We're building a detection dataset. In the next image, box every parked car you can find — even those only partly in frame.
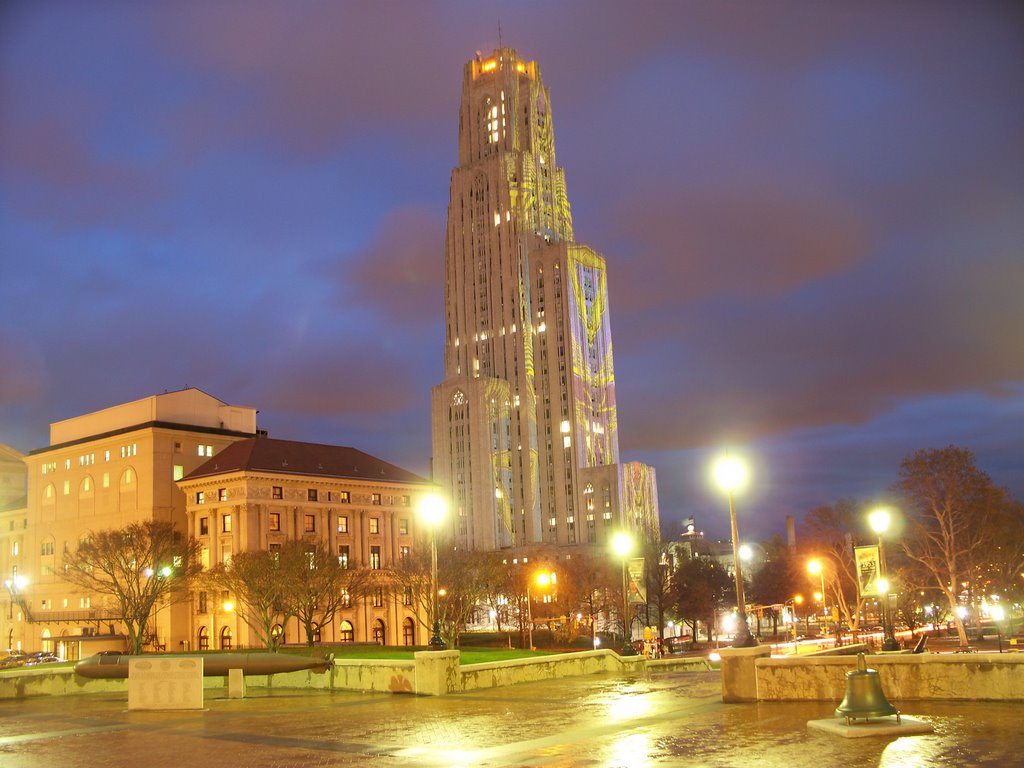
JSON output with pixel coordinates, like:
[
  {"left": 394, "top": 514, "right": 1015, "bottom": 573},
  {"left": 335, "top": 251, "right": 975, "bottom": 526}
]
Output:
[
  {"left": 25, "top": 652, "right": 61, "bottom": 666},
  {"left": 0, "top": 653, "right": 28, "bottom": 669}
]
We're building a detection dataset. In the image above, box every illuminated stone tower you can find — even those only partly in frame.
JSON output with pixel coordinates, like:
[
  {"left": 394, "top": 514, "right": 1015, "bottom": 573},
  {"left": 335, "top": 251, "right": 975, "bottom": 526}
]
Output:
[{"left": 431, "top": 48, "right": 659, "bottom": 552}]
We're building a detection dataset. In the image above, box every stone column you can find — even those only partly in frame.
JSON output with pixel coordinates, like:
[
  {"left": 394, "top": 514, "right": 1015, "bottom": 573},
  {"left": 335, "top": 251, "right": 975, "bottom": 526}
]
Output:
[
  {"left": 719, "top": 645, "right": 772, "bottom": 703},
  {"left": 414, "top": 649, "right": 460, "bottom": 696}
]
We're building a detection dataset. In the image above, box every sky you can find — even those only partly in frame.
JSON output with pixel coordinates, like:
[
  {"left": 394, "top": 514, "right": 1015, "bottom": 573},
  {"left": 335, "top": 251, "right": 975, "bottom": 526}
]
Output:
[{"left": 1, "top": 1, "right": 1022, "bottom": 543}]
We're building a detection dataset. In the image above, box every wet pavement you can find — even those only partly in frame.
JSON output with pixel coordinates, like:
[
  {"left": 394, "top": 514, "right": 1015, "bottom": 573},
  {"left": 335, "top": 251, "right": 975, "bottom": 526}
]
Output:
[{"left": 2, "top": 668, "right": 1022, "bottom": 767}]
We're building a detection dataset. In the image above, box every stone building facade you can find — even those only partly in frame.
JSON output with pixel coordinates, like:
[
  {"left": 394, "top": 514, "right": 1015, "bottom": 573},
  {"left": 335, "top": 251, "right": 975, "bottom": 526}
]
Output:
[
  {"left": 431, "top": 47, "right": 660, "bottom": 553},
  {"left": 4, "top": 388, "right": 258, "bottom": 658},
  {"left": 177, "top": 436, "right": 434, "bottom": 649}
]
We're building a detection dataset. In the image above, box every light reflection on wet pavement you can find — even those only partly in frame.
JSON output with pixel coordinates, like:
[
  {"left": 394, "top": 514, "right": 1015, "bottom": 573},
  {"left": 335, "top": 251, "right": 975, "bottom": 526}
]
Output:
[{"left": 2, "top": 669, "right": 1022, "bottom": 767}]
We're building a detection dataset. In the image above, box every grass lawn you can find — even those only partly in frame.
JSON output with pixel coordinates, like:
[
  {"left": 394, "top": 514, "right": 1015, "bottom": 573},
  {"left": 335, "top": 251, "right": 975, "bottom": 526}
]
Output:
[{"left": 287, "top": 644, "right": 558, "bottom": 664}]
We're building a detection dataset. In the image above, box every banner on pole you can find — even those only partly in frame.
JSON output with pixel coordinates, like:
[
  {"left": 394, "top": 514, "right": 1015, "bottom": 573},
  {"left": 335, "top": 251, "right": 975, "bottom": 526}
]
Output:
[
  {"left": 854, "top": 545, "right": 880, "bottom": 595},
  {"left": 627, "top": 557, "right": 647, "bottom": 603}
]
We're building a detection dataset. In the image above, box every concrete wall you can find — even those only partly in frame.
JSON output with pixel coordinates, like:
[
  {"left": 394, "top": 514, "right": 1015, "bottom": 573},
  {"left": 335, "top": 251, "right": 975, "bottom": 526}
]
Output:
[
  {"left": 753, "top": 652, "right": 1024, "bottom": 702},
  {"left": 0, "top": 651, "right": 711, "bottom": 700}
]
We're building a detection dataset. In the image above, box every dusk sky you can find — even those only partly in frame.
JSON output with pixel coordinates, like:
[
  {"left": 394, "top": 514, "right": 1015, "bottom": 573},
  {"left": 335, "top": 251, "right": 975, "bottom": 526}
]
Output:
[{"left": 2, "top": 2, "right": 1022, "bottom": 543}]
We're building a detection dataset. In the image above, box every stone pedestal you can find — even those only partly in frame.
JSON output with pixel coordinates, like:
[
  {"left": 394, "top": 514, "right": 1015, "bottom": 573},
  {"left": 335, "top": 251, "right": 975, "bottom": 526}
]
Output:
[
  {"left": 228, "top": 668, "right": 245, "bottom": 699},
  {"left": 128, "top": 657, "right": 204, "bottom": 710},
  {"left": 719, "top": 645, "right": 772, "bottom": 703},
  {"left": 414, "top": 650, "right": 460, "bottom": 696}
]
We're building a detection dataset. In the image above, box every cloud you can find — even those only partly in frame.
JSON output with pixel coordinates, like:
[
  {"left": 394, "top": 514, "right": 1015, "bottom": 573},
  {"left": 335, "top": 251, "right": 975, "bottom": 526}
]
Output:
[
  {"left": 328, "top": 206, "right": 445, "bottom": 327},
  {"left": 0, "top": 332, "right": 47, "bottom": 404}
]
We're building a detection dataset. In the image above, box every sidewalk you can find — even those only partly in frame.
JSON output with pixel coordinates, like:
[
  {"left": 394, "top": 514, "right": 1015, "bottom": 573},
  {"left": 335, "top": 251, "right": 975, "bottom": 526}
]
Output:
[{"left": 2, "top": 668, "right": 1021, "bottom": 767}]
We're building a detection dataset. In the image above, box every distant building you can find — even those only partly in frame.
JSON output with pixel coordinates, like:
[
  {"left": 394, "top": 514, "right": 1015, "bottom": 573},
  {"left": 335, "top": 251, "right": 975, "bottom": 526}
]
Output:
[
  {"left": 0, "top": 443, "right": 26, "bottom": 511},
  {"left": 3, "top": 388, "right": 258, "bottom": 657},
  {"left": 431, "top": 47, "right": 660, "bottom": 554},
  {"left": 2, "top": 388, "right": 434, "bottom": 656},
  {"left": 177, "top": 436, "right": 434, "bottom": 648}
]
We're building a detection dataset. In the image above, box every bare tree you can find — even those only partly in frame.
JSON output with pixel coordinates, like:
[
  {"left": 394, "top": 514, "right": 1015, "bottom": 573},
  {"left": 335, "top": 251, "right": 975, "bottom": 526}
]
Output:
[
  {"left": 389, "top": 543, "right": 433, "bottom": 639},
  {"left": 63, "top": 520, "right": 201, "bottom": 654},
  {"left": 205, "top": 550, "right": 293, "bottom": 651},
  {"left": 557, "top": 551, "right": 617, "bottom": 643},
  {"left": 895, "top": 446, "right": 1005, "bottom": 649},
  {"left": 436, "top": 548, "right": 505, "bottom": 648},
  {"left": 280, "top": 541, "right": 374, "bottom": 647},
  {"left": 801, "top": 500, "right": 867, "bottom": 634},
  {"left": 669, "top": 556, "right": 731, "bottom": 643}
]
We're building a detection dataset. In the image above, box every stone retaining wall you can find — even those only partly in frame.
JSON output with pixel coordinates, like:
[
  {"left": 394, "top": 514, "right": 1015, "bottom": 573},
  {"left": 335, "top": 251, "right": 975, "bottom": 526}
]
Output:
[
  {"left": 717, "top": 649, "right": 1024, "bottom": 702},
  {"left": 0, "top": 650, "right": 711, "bottom": 700}
]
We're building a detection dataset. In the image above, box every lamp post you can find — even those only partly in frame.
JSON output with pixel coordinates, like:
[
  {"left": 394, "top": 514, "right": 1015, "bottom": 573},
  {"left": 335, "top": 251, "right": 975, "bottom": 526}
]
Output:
[
  {"left": 527, "top": 571, "right": 556, "bottom": 651},
  {"left": 712, "top": 454, "right": 755, "bottom": 647},
  {"left": 868, "top": 507, "right": 900, "bottom": 651},
  {"left": 807, "top": 559, "right": 828, "bottom": 642},
  {"left": 419, "top": 495, "right": 446, "bottom": 650},
  {"left": 611, "top": 532, "right": 636, "bottom": 655}
]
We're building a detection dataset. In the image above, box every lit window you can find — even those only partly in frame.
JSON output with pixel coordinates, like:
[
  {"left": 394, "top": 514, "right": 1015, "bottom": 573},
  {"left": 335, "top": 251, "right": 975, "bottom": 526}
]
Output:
[
  {"left": 173, "top": 465, "right": 184, "bottom": 481},
  {"left": 222, "top": 514, "right": 232, "bottom": 533},
  {"left": 198, "top": 444, "right": 213, "bottom": 457},
  {"left": 272, "top": 486, "right": 283, "bottom": 499},
  {"left": 63, "top": 480, "right": 70, "bottom": 496},
  {"left": 338, "top": 545, "right": 349, "bottom": 569},
  {"left": 370, "top": 546, "right": 381, "bottom": 569},
  {"left": 197, "top": 491, "right": 205, "bottom": 505},
  {"left": 340, "top": 491, "right": 350, "bottom": 504},
  {"left": 64, "top": 459, "right": 71, "bottom": 470},
  {"left": 371, "top": 493, "right": 381, "bottom": 506},
  {"left": 304, "top": 515, "right": 315, "bottom": 533},
  {"left": 269, "top": 513, "right": 280, "bottom": 531},
  {"left": 218, "top": 488, "right": 227, "bottom": 502},
  {"left": 337, "top": 516, "right": 349, "bottom": 533},
  {"left": 199, "top": 517, "right": 208, "bottom": 535},
  {"left": 369, "top": 518, "right": 380, "bottom": 534},
  {"left": 102, "top": 472, "right": 109, "bottom": 488},
  {"left": 399, "top": 519, "right": 409, "bottom": 535}
]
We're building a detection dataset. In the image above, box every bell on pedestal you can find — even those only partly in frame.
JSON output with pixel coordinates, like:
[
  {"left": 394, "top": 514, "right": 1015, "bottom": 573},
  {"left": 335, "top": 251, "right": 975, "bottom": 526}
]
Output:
[{"left": 835, "top": 652, "right": 901, "bottom": 725}]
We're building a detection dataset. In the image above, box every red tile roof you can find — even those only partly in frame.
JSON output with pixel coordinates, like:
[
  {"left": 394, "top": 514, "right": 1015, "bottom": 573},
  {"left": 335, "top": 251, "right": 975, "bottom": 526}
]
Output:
[{"left": 183, "top": 437, "right": 429, "bottom": 485}]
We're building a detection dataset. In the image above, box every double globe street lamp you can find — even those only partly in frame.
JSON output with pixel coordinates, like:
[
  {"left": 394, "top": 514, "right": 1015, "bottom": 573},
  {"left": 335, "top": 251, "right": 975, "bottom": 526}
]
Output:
[
  {"left": 419, "top": 494, "right": 447, "bottom": 650},
  {"left": 611, "top": 531, "right": 637, "bottom": 655},
  {"left": 868, "top": 507, "right": 901, "bottom": 651},
  {"left": 712, "top": 454, "right": 756, "bottom": 647},
  {"left": 807, "top": 558, "right": 829, "bottom": 642}
]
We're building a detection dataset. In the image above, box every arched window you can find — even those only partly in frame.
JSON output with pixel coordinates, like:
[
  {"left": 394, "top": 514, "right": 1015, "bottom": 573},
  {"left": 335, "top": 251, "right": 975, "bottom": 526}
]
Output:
[
  {"left": 271, "top": 623, "right": 284, "bottom": 644},
  {"left": 310, "top": 621, "right": 321, "bottom": 644},
  {"left": 402, "top": 617, "right": 415, "bottom": 647},
  {"left": 373, "top": 619, "right": 386, "bottom": 645},
  {"left": 198, "top": 626, "right": 210, "bottom": 651},
  {"left": 220, "top": 626, "right": 233, "bottom": 650},
  {"left": 339, "top": 620, "right": 354, "bottom": 643},
  {"left": 119, "top": 467, "right": 138, "bottom": 514}
]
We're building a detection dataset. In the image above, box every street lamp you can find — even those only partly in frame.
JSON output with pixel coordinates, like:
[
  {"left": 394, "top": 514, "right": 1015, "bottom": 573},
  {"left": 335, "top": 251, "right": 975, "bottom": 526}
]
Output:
[
  {"left": 712, "top": 454, "right": 755, "bottom": 647},
  {"left": 527, "top": 571, "right": 556, "bottom": 651},
  {"left": 4, "top": 575, "right": 28, "bottom": 624},
  {"left": 868, "top": 507, "right": 900, "bottom": 651},
  {"left": 419, "top": 494, "right": 446, "bottom": 650},
  {"left": 807, "top": 559, "right": 828, "bottom": 642},
  {"left": 611, "top": 531, "right": 636, "bottom": 655}
]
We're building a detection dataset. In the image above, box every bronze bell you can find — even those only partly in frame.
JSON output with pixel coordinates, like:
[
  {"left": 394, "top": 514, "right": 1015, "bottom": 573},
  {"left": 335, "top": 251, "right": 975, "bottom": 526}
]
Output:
[{"left": 835, "top": 652, "right": 901, "bottom": 725}]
